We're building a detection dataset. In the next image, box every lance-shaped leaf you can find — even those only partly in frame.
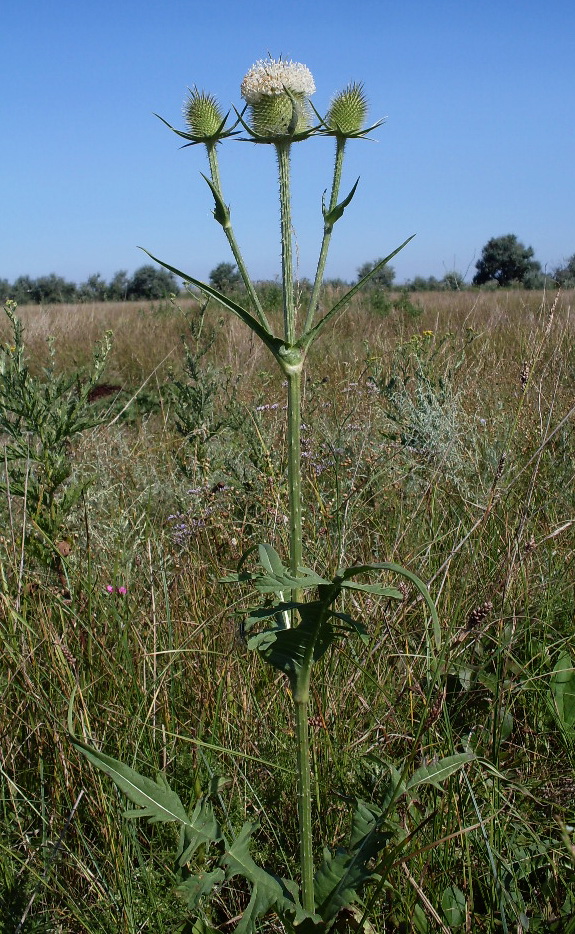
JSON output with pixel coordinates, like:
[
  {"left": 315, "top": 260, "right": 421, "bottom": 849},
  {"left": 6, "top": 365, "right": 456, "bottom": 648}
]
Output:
[
  {"left": 297, "top": 236, "right": 415, "bottom": 355},
  {"left": 201, "top": 173, "right": 231, "bottom": 228},
  {"left": 406, "top": 753, "right": 475, "bottom": 792},
  {"left": 220, "top": 823, "right": 306, "bottom": 933},
  {"left": 154, "top": 111, "right": 240, "bottom": 145},
  {"left": 337, "top": 561, "right": 441, "bottom": 651},
  {"left": 138, "top": 249, "right": 284, "bottom": 360},
  {"left": 550, "top": 652, "right": 575, "bottom": 728},
  {"left": 224, "top": 544, "right": 330, "bottom": 595},
  {"left": 322, "top": 178, "right": 359, "bottom": 228},
  {"left": 70, "top": 737, "right": 223, "bottom": 861}
]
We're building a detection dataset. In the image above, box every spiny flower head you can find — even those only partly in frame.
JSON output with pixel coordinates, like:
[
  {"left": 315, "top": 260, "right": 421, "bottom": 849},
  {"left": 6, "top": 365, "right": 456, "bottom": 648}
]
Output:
[
  {"left": 183, "top": 88, "right": 226, "bottom": 139},
  {"left": 241, "top": 58, "right": 316, "bottom": 139},
  {"left": 325, "top": 82, "right": 369, "bottom": 136},
  {"left": 241, "top": 58, "right": 315, "bottom": 103}
]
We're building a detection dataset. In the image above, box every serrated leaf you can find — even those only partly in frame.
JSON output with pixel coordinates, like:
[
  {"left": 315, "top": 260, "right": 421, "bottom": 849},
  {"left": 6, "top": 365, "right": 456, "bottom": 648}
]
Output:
[
  {"left": 221, "top": 823, "right": 304, "bottom": 933},
  {"left": 551, "top": 652, "right": 575, "bottom": 728},
  {"left": 314, "top": 798, "right": 390, "bottom": 922},
  {"left": 177, "top": 797, "right": 224, "bottom": 866},
  {"left": 71, "top": 737, "right": 191, "bottom": 824},
  {"left": 323, "top": 178, "right": 360, "bottom": 227},
  {"left": 406, "top": 753, "right": 475, "bottom": 792},
  {"left": 71, "top": 736, "right": 223, "bottom": 866},
  {"left": 176, "top": 868, "right": 225, "bottom": 910}
]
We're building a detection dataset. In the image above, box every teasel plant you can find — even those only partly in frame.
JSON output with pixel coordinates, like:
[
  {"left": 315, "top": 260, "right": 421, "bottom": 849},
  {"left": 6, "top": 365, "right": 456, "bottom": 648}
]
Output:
[{"left": 71, "top": 57, "right": 475, "bottom": 933}]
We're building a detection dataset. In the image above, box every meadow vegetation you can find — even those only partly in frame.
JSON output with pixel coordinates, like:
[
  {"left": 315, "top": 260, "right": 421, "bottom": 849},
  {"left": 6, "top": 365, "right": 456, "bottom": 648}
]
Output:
[{"left": 1, "top": 287, "right": 574, "bottom": 932}]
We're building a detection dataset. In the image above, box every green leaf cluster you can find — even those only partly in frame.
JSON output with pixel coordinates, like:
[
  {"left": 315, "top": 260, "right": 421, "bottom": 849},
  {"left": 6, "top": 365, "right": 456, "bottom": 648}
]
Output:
[{"left": 0, "top": 301, "right": 112, "bottom": 557}]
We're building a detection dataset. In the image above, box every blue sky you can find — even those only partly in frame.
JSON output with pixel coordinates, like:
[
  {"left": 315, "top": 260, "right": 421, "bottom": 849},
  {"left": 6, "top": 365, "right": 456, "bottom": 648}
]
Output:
[{"left": 3, "top": 0, "right": 574, "bottom": 285}]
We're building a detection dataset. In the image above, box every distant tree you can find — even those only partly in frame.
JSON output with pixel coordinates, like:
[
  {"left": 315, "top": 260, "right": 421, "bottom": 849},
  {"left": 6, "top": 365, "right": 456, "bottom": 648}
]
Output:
[
  {"left": 127, "top": 265, "right": 177, "bottom": 300},
  {"left": 9, "top": 276, "right": 36, "bottom": 303},
  {"left": 108, "top": 270, "right": 130, "bottom": 301},
  {"left": 0, "top": 279, "right": 11, "bottom": 302},
  {"left": 473, "top": 235, "right": 541, "bottom": 288},
  {"left": 441, "top": 270, "right": 466, "bottom": 290},
  {"left": 356, "top": 259, "right": 395, "bottom": 289},
  {"left": 24, "top": 274, "right": 77, "bottom": 304},
  {"left": 78, "top": 273, "right": 108, "bottom": 302},
  {"left": 404, "top": 275, "right": 442, "bottom": 292},
  {"left": 553, "top": 254, "right": 575, "bottom": 288},
  {"left": 209, "top": 262, "right": 240, "bottom": 293}
]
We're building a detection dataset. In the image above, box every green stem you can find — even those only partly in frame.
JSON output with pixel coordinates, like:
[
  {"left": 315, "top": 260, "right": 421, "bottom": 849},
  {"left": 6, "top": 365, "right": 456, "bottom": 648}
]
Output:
[
  {"left": 206, "top": 142, "right": 271, "bottom": 332},
  {"left": 305, "top": 137, "right": 347, "bottom": 333},
  {"left": 294, "top": 691, "right": 315, "bottom": 915},
  {"left": 286, "top": 366, "right": 303, "bottom": 580},
  {"left": 276, "top": 138, "right": 313, "bottom": 910},
  {"left": 275, "top": 141, "right": 296, "bottom": 345}
]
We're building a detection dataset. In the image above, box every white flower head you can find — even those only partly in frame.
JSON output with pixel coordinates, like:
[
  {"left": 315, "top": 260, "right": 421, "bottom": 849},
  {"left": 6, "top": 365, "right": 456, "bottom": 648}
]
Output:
[{"left": 241, "top": 58, "right": 316, "bottom": 105}]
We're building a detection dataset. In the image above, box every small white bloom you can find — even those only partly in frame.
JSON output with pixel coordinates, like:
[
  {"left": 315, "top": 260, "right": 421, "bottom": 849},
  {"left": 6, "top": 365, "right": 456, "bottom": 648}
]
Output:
[{"left": 241, "top": 58, "right": 316, "bottom": 104}]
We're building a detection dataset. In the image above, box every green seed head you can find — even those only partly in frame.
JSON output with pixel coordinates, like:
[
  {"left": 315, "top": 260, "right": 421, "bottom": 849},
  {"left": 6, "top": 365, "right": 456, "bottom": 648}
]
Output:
[
  {"left": 325, "top": 82, "right": 368, "bottom": 135},
  {"left": 250, "top": 92, "right": 312, "bottom": 138},
  {"left": 183, "top": 88, "right": 224, "bottom": 139}
]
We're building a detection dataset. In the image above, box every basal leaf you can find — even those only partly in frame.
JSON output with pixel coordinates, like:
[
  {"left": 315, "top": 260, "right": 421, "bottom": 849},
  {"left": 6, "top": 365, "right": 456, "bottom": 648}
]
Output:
[
  {"left": 177, "top": 797, "right": 224, "bottom": 866},
  {"left": 189, "top": 920, "right": 221, "bottom": 934},
  {"left": 314, "top": 799, "right": 390, "bottom": 922},
  {"left": 221, "top": 823, "right": 303, "bottom": 933},
  {"left": 551, "top": 652, "right": 575, "bottom": 728},
  {"left": 406, "top": 753, "right": 475, "bottom": 792},
  {"left": 176, "top": 868, "right": 225, "bottom": 910},
  {"left": 441, "top": 884, "right": 466, "bottom": 929},
  {"left": 337, "top": 561, "right": 440, "bottom": 649},
  {"left": 258, "top": 543, "right": 285, "bottom": 576},
  {"left": 71, "top": 737, "right": 191, "bottom": 825}
]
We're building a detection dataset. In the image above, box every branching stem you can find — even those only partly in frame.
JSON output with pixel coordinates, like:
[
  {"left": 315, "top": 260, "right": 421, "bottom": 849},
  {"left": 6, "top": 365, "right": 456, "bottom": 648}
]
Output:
[
  {"left": 305, "top": 137, "right": 347, "bottom": 333},
  {"left": 206, "top": 142, "right": 271, "bottom": 332}
]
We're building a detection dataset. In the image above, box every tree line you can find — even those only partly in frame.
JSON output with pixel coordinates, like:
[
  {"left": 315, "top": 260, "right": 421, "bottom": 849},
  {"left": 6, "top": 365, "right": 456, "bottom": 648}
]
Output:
[
  {"left": 0, "top": 265, "right": 178, "bottom": 305},
  {"left": 3, "top": 236, "right": 575, "bottom": 306}
]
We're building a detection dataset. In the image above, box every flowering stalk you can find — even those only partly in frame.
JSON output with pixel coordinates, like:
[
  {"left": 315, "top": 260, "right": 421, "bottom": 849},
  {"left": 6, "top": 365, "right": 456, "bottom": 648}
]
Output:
[
  {"left": 305, "top": 136, "right": 346, "bottom": 332},
  {"left": 204, "top": 140, "right": 271, "bottom": 331},
  {"left": 73, "top": 58, "right": 428, "bottom": 934},
  {"left": 306, "top": 84, "right": 370, "bottom": 332}
]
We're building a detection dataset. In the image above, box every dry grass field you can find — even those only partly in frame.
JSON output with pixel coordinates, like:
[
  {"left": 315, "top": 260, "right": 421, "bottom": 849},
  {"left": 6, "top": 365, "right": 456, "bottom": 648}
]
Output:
[{"left": 1, "top": 287, "right": 574, "bottom": 933}]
